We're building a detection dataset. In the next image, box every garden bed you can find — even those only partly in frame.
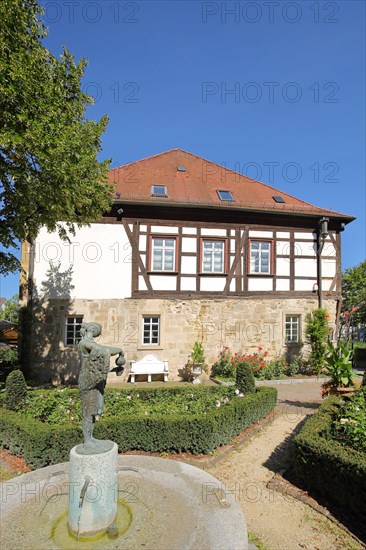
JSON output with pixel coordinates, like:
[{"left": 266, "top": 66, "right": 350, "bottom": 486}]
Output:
[
  {"left": 293, "top": 391, "right": 366, "bottom": 527},
  {"left": 0, "top": 386, "right": 277, "bottom": 469}
]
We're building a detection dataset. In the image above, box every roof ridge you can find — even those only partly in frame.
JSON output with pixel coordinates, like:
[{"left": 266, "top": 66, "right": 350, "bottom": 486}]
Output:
[{"left": 110, "top": 148, "right": 186, "bottom": 171}]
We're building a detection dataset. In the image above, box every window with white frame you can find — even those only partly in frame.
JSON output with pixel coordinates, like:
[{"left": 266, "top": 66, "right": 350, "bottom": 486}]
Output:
[
  {"left": 142, "top": 316, "right": 160, "bottom": 345},
  {"left": 250, "top": 241, "right": 271, "bottom": 274},
  {"left": 285, "top": 315, "right": 300, "bottom": 344},
  {"left": 202, "top": 240, "right": 226, "bottom": 273},
  {"left": 65, "top": 316, "right": 83, "bottom": 345},
  {"left": 151, "top": 237, "right": 176, "bottom": 271}
]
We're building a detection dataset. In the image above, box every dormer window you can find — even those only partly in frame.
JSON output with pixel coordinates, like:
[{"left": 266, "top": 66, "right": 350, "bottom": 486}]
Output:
[
  {"left": 273, "top": 195, "right": 285, "bottom": 203},
  {"left": 151, "top": 185, "right": 168, "bottom": 197},
  {"left": 217, "top": 190, "right": 235, "bottom": 202}
]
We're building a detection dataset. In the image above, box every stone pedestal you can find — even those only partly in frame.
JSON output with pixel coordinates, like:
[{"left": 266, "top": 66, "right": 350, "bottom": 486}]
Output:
[{"left": 68, "top": 442, "right": 118, "bottom": 537}]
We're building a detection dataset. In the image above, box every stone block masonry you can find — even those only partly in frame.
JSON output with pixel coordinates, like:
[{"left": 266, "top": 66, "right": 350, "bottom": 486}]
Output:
[{"left": 29, "top": 297, "right": 337, "bottom": 383}]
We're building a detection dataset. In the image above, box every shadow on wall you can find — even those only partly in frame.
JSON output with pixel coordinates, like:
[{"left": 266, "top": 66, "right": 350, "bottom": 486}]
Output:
[{"left": 27, "top": 263, "right": 79, "bottom": 384}]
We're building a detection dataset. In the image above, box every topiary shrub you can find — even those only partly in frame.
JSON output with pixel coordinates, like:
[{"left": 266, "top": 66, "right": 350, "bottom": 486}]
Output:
[
  {"left": 305, "top": 308, "right": 329, "bottom": 373},
  {"left": 236, "top": 360, "right": 255, "bottom": 394},
  {"left": 4, "top": 369, "right": 27, "bottom": 410}
]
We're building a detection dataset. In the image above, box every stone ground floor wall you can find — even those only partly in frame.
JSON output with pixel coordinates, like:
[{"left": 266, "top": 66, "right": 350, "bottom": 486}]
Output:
[{"left": 29, "top": 297, "right": 337, "bottom": 384}]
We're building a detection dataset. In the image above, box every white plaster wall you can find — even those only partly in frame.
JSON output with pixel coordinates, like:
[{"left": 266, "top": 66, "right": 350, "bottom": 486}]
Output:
[
  {"left": 201, "top": 228, "right": 227, "bottom": 237},
  {"left": 182, "top": 227, "right": 197, "bottom": 235},
  {"left": 139, "top": 235, "right": 147, "bottom": 251},
  {"left": 276, "top": 279, "right": 290, "bottom": 291},
  {"left": 322, "top": 259, "right": 336, "bottom": 278},
  {"left": 139, "top": 276, "right": 148, "bottom": 291},
  {"left": 276, "top": 241, "right": 290, "bottom": 256},
  {"left": 150, "top": 275, "right": 177, "bottom": 290},
  {"left": 294, "top": 279, "right": 315, "bottom": 291},
  {"left": 276, "top": 258, "right": 290, "bottom": 276},
  {"left": 230, "top": 240, "right": 236, "bottom": 253},
  {"left": 295, "top": 242, "right": 316, "bottom": 256},
  {"left": 181, "top": 256, "right": 197, "bottom": 274},
  {"left": 249, "top": 231, "right": 273, "bottom": 238},
  {"left": 200, "top": 277, "right": 226, "bottom": 291},
  {"left": 180, "top": 278, "right": 197, "bottom": 291},
  {"left": 247, "top": 278, "right": 273, "bottom": 291},
  {"left": 33, "top": 224, "right": 132, "bottom": 299},
  {"left": 322, "top": 242, "right": 336, "bottom": 257},
  {"left": 322, "top": 279, "right": 333, "bottom": 291},
  {"left": 276, "top": 232, "right": 290, "bottom": 238},
  {"left": 295, "top": 259, "right": 317, "bottom": 277},
  {"left": 295, "top": 232, "right": 314, "bottom": 240},
  {"left": 151, "top": 226, "right": 179, "bottom": 234},
  {"left": 181, "top": 238, "right": 197, "bottom": 253}
]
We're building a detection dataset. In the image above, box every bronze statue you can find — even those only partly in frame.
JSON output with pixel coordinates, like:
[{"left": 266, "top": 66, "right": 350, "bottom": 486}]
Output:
[{"left": 77, "top": 322, "right": 125, "bottom": 454}]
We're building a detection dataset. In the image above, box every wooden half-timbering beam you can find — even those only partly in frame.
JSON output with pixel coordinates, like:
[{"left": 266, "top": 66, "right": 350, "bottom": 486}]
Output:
[{"left": 122, "top": 219, "right": 154, "bottom": 294}]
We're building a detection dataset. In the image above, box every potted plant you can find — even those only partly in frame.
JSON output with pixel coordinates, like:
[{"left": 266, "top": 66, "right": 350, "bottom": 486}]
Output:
[
  {"left": 187, "top": 342, "right": 207, "bottom": 383},
  {"left": 321, "top": 340, "right": 355, "bottom": 397}
]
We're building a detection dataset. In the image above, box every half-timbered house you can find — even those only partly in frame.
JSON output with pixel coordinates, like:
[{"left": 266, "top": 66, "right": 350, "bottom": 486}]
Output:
[{"left": 21, "top": 149, "right": 355, "bottom": 382}]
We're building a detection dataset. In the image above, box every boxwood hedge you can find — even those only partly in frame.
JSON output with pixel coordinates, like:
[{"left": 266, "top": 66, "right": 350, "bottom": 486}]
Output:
[
  {"left": 293, "top": 395, "right": 366, "bottom": 523},
  {"left": 0, "top": 386, "right": 277, "bottom": 469}
]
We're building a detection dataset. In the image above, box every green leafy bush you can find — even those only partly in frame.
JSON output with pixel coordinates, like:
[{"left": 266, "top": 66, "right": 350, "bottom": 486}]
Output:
[
  {"left": 0, "top": 386, "right": 277, "bottom": 468},
  {"left": 0, "top": 347, "right": 19, "bottom": 382},
  {"left": 262, "top": 355, "right": 287, "bottom": 379},
  {"left": 294, "top": 395, "right": 366, "bottom": 524},
  {"left": 331, "top": 387, "right": 366, "bottom": 452},
  {"left": 305, "top": 308, "right": 329, "bottom": 373},
  {"left": 236, "top": 360, "right": 256, "bottom": 394},
  {"left": 4, "top": 369, "right": 27, "bottom": 410}
]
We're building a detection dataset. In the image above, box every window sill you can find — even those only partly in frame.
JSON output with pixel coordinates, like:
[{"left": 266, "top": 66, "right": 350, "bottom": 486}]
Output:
[
  {"left": 247, "top": 273, "right": 274, "bottom": 277},
  {"left": 147, "top": 271, "right": 178, "bottom": 275},
  {"left": 285, "top": 342, "right": 301, "bottom": 346},
  {"left": 198, "top": 272, "right": 227, "bottom": 276},
  {"left": 137, "top": 345, "right": 164, "bottom": 351}
]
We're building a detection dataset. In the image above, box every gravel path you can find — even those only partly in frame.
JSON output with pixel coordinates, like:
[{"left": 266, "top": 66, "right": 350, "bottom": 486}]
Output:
[{"left": 207, "top": 382, "right": 364, "bottom": 550}]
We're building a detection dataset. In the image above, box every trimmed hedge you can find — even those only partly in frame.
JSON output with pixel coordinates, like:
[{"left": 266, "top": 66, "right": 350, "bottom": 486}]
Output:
[
  {"left": 294, "top": 396, "right": 366, "bottom": 523},
  {"left": 0, "top": 386, "right": 277, "bottom": 469}
]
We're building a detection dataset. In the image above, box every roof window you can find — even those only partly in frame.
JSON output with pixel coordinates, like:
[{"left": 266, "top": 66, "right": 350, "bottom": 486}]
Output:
[
  {"left": 217, "top": 190, "right": 235, "bottom": 202},
  {"left": 273, "top": 195, "right": 285, "bottom": 203},
  {"left": 177, "top": 166, "right": 186, "bottom": 172},
  {"left": 151, "top": 185, "right": 168, "bottom": 197}
]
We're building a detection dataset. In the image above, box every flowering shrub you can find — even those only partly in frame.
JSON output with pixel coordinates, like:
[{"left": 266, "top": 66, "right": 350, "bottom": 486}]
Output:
[
  {"left": 211, "top": 346, "right": 269, "bottom": 380},
  {"left": 210, "top": 346, "right": 236, "bottom": 380}
]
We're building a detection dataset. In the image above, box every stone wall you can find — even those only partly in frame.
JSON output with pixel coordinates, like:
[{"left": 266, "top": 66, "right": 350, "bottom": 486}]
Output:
[{"left": 29, "top": 297, "right": 337, "bottom": 384}]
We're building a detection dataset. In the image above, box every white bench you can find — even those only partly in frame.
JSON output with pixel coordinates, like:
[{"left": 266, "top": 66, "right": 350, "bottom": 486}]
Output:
[{"left": 129, "top": 354, "right": 169, "bottom": 383}]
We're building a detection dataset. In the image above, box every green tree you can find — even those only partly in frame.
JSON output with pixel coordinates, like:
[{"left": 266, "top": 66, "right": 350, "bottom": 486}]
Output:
[
  {"left": 0, "top": 0, "right": 112, "bottom": 274},
  {"left": 0, "top": 294, "right": 20, "bottom": 321},
  {"left": 341, "top": 260, "right": 366, "bottom": 327}
]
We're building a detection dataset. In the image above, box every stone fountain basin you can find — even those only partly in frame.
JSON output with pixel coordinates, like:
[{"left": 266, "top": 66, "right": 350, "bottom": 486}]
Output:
[{"left": 0, "top": 455, "right": 248, "bottom": 549}]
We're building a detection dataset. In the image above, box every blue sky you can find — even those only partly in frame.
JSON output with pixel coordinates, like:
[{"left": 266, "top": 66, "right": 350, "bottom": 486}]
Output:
[{"left": 1, "top": 0, "right": 365, "bottom": 298}]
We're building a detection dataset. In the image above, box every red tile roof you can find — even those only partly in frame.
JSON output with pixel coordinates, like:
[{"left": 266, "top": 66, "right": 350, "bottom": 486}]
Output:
[{"left": 109, "top": 149, "right": 354, "bottom": 221}]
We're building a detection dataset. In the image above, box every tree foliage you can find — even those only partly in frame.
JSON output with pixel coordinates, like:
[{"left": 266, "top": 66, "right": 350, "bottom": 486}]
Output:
[
  {"left": 0, "top": 294, "right": 20, "bottom": 321},
  {"left": 341, "top": 260, "right": 366, "bottom": 326},
  {"left": 0, "top": 0, "right": 112, "bottom": 274}
]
